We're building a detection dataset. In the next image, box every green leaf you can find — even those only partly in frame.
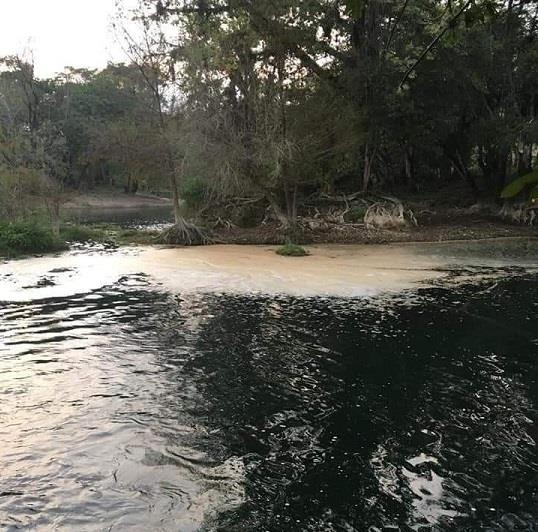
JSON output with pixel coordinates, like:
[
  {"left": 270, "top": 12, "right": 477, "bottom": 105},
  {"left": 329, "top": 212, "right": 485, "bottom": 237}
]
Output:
[
  {"left": 345, "top": 0, "right": 366, "bottom": 19},
  {"left": 500, "top": 170, "right": 538, "bottom": 199}
]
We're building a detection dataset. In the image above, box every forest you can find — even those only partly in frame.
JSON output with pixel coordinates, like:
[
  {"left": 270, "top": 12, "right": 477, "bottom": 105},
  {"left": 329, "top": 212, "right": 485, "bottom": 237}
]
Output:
[{"left": 1, "top": 0, "right": 538, "bottom": 248}]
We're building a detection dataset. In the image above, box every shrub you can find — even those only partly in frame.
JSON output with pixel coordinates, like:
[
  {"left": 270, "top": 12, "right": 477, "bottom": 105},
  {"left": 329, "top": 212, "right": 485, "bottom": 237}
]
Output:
[
  {"left": 276, "top": 242, "right": 309, "bottom": 257},
  {"left": 180, "top": 176, "right": 207, "bottom": 209},
  {"left": 0, "top": 222, "right": 66, "bottom": 256}
]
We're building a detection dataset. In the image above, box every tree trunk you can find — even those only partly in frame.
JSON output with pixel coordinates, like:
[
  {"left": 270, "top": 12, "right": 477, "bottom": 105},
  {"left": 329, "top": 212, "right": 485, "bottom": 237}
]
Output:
[
  {"left": 50, "top": 198, "right": 61, "bottom": 237},
  {"left": 362, "top": 144, "right": 374, "bottom": 192},
  {"left": 170, "top": 172, "right": 182, "bottom": 224},
  {"left": 283, "top": 183, "right": 298, "bottom": 227},
  {"left": 268, "top": 194, "right": 290, "bottom": 228},
  {"left": 451, "top": 151, "right": 480, "bottom": 202},
  {"left": 404, "top": 146, "right": 414, "bottom": 185}
]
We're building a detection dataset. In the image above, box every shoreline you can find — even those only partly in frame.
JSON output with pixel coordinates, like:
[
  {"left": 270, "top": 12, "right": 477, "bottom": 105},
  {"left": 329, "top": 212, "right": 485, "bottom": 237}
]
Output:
[
  {"left": 210, "top": 217, "right": 538, "bottom": 246},
  {"left": 58, "top": 190, "right": 537, "bottom": 245},
  {"left": 2, "top": 239, "right": 537, "bottom": 301},
  {"left": 1, "top": 233, "right": 537, "bottom": 263}
]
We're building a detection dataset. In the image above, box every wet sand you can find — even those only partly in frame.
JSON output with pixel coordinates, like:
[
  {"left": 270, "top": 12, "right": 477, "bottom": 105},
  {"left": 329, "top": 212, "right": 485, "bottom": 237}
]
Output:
[
  {"left": 0, "top": 244, "right": 444, "bottom": 301},
  {"left": 1, "top": 240, "right": 536, "bottom": 302}
]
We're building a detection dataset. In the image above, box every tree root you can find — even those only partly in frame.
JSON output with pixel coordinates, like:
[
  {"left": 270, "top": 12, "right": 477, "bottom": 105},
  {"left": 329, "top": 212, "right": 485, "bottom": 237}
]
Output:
[
  {"left": 364, "top": 196, "right": 418, "bottom": 229},
  {"left": 499, "top": 203, "right": 537, "bottom": 226},
  {"left": 156, "top": 219, "right": 212, "bottom": 246}
]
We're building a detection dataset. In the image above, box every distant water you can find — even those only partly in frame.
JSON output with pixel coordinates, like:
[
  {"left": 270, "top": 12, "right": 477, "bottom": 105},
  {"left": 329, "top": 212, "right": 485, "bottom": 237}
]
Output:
[
  {"left": 64, "top": 204, "right": 173, "bottom": 229},
  {"left": 0, "top": 245, "right": 537, "bottom": 530}
]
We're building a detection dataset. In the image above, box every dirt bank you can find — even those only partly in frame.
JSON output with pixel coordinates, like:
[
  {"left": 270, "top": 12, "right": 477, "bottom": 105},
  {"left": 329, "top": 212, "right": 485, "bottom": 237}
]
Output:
[
  {"left": 60, "top": 190, "right": 536, "bottom": 245},
  {"left": 213, "top": 212, "right": 537, "bottom": 245}
]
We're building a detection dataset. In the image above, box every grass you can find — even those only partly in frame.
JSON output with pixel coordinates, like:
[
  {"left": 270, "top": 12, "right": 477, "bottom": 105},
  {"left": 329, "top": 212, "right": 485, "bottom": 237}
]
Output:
[
  {"left": 60, "top": 223, "right": 159, "bottom": 245},
  {"left": 275, "top": 242, "right": 309, "bottom": 257},
  {"left": 0, "top": 222, "right": 67, "bottom": 257},
  {"left": 116, "top": 229, "right": 160, "bottom": 245},
  {"left": 60, "top": 224, "right": 109, "bottom": 242}
]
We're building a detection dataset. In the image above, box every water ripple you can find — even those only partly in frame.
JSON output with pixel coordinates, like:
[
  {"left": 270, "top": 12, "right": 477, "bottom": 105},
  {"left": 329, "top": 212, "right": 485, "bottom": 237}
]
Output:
[{"left": 0, "top": 272, "right": 536, "bottom": 530}]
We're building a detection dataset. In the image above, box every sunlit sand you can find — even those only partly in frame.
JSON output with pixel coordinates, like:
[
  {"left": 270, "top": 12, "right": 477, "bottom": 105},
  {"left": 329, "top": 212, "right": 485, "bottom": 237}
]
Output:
[{"left": 1, "top": 244, "right": 445, "bottom": 301}]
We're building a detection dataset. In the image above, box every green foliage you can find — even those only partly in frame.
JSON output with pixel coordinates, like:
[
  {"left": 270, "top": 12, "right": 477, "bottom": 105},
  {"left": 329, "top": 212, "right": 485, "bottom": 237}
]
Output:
[
  {"left": 180, "top": 176, "right": 207, "bottom": 209},
  {"left": 501, "top": 171, "right": 538, "bottom": 200},
  {"left": 345, "top": 205, "right": 368, "bottom": 223},
  {"left": 0, "top": 222, "right": 66, "bottom": 256},
  {"left": 344, "top": 0, "right": 366, "bottom": 18},
  {"left": 116, "top": 229, "right": 160, "bottom": 245},
  {"left": 59, "top": 224, "right": 108, "bottom": 242},
  {"left": 276, "top": 243, "right": 309, "bottom": 257}
]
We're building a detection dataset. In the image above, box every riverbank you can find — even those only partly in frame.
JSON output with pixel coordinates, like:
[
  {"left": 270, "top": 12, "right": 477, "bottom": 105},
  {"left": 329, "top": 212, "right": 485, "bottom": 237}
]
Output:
[
  {"left": 1, "top": 216, "right": 536, "bottom": 260},
  {"left": 2, "top": 189, "right": 536, "bottom": 258},
  {"left": 212, "top": 209, "right": 537, "bottom": 245},
  {"left": 58, "top": 188, "right": 538, "bottom": 244}
]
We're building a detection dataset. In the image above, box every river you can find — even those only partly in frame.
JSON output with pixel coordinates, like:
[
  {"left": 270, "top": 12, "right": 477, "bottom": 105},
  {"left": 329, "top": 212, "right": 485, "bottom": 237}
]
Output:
[{"left": 0, "top": 240, "right": 537, "bottom": 530}]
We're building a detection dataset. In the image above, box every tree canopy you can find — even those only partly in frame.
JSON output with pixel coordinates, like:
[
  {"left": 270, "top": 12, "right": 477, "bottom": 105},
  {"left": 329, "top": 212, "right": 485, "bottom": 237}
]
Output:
[{"left": 1, "top": 0, "right": 538, "bottom": 229}]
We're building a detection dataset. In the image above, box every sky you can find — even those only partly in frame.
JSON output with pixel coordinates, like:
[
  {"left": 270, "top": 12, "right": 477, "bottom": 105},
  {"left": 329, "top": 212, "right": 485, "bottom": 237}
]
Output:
[{"left": 0, "top": 0, "right": 131, "bottom": 78}]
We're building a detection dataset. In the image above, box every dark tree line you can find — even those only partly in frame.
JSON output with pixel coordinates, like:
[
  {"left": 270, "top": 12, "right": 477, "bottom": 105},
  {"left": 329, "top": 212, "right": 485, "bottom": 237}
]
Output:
[
  {"left": 1, "top": 1, "right": 538, "bottom": 232},
  {"left": 134, "top": 0, "right": 538, "bottom": 226}
]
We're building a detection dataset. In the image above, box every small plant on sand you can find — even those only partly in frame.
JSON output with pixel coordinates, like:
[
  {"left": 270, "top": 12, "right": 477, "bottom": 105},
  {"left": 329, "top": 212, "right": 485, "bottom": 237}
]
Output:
[{"left": 276, "top": 242, "right": 309, "bottom": 257}]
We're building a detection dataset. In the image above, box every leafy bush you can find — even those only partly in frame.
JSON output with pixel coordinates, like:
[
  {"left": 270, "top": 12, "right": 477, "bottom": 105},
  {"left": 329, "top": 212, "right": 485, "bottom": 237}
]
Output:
[
  {"left": 0, "top": 222, "right": 66, "bottom": 256},
  {"left": 276, "top": 243, "right": 309, "bottom": 257},
  {"left": 180, "top": 176, "right": 207, "bottom": 209}
]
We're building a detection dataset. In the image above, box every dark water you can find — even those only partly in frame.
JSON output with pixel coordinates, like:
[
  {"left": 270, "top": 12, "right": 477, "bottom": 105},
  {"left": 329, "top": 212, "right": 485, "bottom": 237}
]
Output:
[
  {"left": 0, "top": 273, "right": 537, "bottom": 530},
  {"left": 64, "top": 205, "right": 173, "bottom": 228}
]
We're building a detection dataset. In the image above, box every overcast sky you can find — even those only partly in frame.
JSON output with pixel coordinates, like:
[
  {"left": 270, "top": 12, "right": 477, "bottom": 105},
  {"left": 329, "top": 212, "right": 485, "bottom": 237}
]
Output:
[{"left": 0, "top": 0, "right": 130, "bottom": 78}]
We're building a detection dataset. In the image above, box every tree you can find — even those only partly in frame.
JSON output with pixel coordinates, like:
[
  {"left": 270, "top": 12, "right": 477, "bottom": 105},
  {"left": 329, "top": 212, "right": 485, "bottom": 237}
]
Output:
[
  {"left": 115, "top": 3, "right": 209, "bottom": 243},
  {"left": 0, "top": 54, "right": 68, "bottom": 232}
]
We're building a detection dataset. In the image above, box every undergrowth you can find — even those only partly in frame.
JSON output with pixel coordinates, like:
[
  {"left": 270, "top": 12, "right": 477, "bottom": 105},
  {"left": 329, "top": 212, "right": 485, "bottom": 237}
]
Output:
[{"left": 0, "top": 222, "right": 67, "bottom": 256}]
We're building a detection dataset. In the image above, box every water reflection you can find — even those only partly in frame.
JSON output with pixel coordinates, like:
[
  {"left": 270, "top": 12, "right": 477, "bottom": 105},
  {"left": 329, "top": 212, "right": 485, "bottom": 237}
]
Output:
[
  {"left": 0, "top": 272, "right": 536, "bottom": 530},
  {"left": 0, "top": 279, "right": 244, "bottom": 531}
]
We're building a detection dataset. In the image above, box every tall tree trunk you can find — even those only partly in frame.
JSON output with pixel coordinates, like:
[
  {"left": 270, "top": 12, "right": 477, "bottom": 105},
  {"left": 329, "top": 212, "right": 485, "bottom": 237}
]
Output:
[
  {"left": 404, "top": 146, "right": 414, "bottom": 185},
  {"left": 268, "top": 193, "right": 290, "bottom": 228},
  {"left": 49, "top": 198, "right": 61, "bottom": 237},
  {"left": 362, "top": 144, "right": 375, "bottom": 192},
  {"left": 450, "top": 151, "right": 480, "bottom": 201},
  {"left": 170, "top": 172, "right": 182, "bottom": 224}
]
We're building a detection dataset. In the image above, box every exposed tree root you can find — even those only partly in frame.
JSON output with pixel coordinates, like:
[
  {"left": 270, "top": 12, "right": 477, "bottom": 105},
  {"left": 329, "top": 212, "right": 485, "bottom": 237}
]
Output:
[
  {"left": 499, "top": 203, "right": 537, "bottom": 226},
  {"left": 364, "top": 196, "right": 418, "bottom": 229},
  {"left": 156, "top": 219, "right": 212, "bottom": 246}
]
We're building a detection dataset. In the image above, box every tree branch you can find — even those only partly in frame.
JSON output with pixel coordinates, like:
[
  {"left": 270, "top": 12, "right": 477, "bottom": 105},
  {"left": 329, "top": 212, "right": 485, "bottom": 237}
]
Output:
[{"left": 399, "top": 0, "right": 472, "bottom": 89}]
